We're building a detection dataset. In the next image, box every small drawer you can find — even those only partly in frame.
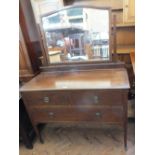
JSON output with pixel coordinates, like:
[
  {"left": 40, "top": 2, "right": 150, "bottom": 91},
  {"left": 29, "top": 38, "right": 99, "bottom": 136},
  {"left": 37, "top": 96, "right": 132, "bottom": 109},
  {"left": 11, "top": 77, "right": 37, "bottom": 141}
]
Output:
[
  {"left": 22, "top": 91, "right": 70, "bottom": 106},
  {"left": 71, "top": 90, "right": 122, "bottom": 106},
  {"left": 30, "top": 106, "right": 123, "bottom": 123}
]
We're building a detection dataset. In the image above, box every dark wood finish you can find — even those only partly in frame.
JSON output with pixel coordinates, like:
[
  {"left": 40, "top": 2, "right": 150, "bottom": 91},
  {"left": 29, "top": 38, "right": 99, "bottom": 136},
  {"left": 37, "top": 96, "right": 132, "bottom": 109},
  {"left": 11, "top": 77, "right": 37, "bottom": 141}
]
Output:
[
  {"left": 20, "top": 68, "right": 129, "bottom": 148},
  {"left": 19, "top": 1, "right": 132, "bottom": 150},
  {"left": 19, "top": 98, "right": 35, "bottom": 149},
  {"left": 22, "top": 90, "right": 123, "bottom": 107},
  {"left": 19, "top": 37, "right": 33, "bottom": 82},
  {"left": 23, "top": 91, "right": 70, "bottom": 106},
  {"left": 123, "top": 92, "right": 128, "bottom": 149},
  {"left": 30, "top": 106, "right": 123, "bottom": 123},
  {"left": 63, "top": 0, "right": 73, "bottom": 5},
  {"left": 71, "top": 90, "right": 123, "bottom": 106},
  {"left": 116, "top": 53, "right": 134, "bottom": 87},
  {"left": 20, "top": 68, "right": 129, "bottom": 91},
  {"left": 19, "top": 0, "right": 42, "bottom": 82},
  {"left": 19, "top": 1, "right": 132, "bottom": 149},
  {"left": 40, "top": 61, "right": 125, "bottom": 72},
  {"left": 19, "top": 36, "right": 41, "bottom": 82},
  {"left": 130, "top": 51, "right": 135, "bottom": 74}
]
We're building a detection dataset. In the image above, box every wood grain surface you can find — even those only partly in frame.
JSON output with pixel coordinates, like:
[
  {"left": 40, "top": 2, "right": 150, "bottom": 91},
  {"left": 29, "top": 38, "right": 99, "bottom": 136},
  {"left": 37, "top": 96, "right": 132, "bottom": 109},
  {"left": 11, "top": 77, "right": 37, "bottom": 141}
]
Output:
[{"left": 20, "top": 68, "right": 130, "bottom": 92}]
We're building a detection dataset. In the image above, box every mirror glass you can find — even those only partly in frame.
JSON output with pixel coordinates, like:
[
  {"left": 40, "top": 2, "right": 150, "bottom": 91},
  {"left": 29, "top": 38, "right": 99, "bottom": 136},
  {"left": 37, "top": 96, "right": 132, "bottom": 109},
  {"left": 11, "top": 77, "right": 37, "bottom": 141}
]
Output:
[{"left": 41, "top": 7, "right": 110, "bottom": 64}]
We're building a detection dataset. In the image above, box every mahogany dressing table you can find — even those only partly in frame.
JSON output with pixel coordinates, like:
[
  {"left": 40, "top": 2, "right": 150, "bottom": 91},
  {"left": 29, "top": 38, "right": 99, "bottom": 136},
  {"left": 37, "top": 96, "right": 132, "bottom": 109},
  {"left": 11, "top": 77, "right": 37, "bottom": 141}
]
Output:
[{"left": 20, "top": 5, "right": 130, "bottom": 149}]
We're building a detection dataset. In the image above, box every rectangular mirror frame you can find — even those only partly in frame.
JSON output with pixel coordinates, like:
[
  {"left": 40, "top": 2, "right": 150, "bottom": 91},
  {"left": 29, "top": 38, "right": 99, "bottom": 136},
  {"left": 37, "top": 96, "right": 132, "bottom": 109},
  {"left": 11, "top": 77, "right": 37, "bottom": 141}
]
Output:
[{"left": 39, "top": 5, "right": 112, "bottom": 66}]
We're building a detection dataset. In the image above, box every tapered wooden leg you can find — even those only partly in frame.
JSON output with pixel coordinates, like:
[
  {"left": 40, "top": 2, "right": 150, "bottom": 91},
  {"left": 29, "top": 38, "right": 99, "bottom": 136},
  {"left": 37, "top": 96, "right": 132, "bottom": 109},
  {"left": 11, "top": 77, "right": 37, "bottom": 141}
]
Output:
[
  {"left": 33, "top": 124, "right": 44, "bottom": 144},
  {"left": 124, "top": 121, "right": 127, "bottom": 150},
  {"left": 123, "top": 92, "right": 128, "bottom": 150},
  {"left": 21, "top": 99, "right": 44, "bottom": 144},
  {"left": 39, "top": 135, "right": 44, "bottom": 144}
]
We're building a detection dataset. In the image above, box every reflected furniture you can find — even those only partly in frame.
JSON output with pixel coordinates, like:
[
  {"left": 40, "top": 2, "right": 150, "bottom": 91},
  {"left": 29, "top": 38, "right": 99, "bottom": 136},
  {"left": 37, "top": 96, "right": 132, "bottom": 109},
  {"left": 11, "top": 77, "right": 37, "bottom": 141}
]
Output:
[
  {"left": 20, "top": 5, "right": 130, "bottom": 149},
  {"left": 68, "top": 33, "right": 85, "bottom": 56}
]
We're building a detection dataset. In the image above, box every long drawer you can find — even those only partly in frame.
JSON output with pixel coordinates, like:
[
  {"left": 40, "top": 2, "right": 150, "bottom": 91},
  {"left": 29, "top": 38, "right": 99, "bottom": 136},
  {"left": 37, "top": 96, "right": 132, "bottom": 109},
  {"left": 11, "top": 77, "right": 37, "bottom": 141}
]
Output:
[
  {"left": 22, "top": 91, "right": 70, "bottom": 106},
  {"left": 22, "top": 90, "right": 122, "bottom": 106},
  {"left": 71, "top": 91, "right": 122, "bottom": 105},
  {"left": 30, "top": 106, "right": 123, "bottom": 123}
]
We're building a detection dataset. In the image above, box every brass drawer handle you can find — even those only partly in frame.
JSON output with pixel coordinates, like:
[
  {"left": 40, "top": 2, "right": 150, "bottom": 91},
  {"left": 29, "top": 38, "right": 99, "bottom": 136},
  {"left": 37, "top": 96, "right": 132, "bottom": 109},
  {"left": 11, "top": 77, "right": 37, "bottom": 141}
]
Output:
[
  {"left": 48, "top": 112, "right": 54, "bottom": 116},
  {"left": 43, "top": 97, "right": 49, "bottom": 103},
  {"left": 94, "top": 96, "right": 99, "bottom": 103},
  {"left": 95, "top": 112, "right": 101, "bottom": 117}
]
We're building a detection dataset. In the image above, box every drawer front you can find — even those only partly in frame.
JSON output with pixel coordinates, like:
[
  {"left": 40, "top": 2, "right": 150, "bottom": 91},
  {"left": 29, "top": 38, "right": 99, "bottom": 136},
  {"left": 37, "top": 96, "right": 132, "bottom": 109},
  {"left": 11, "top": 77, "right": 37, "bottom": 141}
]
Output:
[
  {"left": 30, "top": 106, "right": 123, "bottom": 123},
  {"left": 22, "top": 91, "right": 70, "bottom": 106},
  {"left": 71, "top": 91, "right": 122, "bottom": 105},
  {"left": 22, "top": 90, "right": 123, "bottom": 107}
]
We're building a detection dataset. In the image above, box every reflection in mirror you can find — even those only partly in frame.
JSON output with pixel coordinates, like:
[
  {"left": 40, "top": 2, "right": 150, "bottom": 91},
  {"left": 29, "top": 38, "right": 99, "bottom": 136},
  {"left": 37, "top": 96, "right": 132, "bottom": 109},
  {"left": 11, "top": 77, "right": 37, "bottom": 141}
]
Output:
[{"left": 41, "top": 7, "right": 110, "bottom": 64}]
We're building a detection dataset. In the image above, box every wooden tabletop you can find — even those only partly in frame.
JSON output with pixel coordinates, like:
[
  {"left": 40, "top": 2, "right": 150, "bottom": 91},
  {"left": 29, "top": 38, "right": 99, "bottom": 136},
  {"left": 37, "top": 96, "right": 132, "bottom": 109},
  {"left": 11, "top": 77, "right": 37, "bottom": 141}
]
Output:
[{"left": 20, "top": 68, "right": 130, "bottom": 92}]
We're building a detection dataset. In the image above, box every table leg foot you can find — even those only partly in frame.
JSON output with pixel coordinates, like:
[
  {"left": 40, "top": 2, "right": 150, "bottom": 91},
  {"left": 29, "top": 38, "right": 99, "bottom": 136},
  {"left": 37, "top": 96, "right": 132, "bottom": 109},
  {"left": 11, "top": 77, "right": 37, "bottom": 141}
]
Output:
[{"left": 39, "top": 136, "right": 44, "bottom": 144}]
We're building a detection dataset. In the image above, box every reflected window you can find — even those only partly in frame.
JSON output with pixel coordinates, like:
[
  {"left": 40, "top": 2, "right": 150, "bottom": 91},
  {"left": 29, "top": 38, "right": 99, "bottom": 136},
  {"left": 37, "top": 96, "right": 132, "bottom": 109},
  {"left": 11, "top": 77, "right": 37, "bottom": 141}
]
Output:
[{"left": 41, "top": 7, "right": 111, "bottom": 63}]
